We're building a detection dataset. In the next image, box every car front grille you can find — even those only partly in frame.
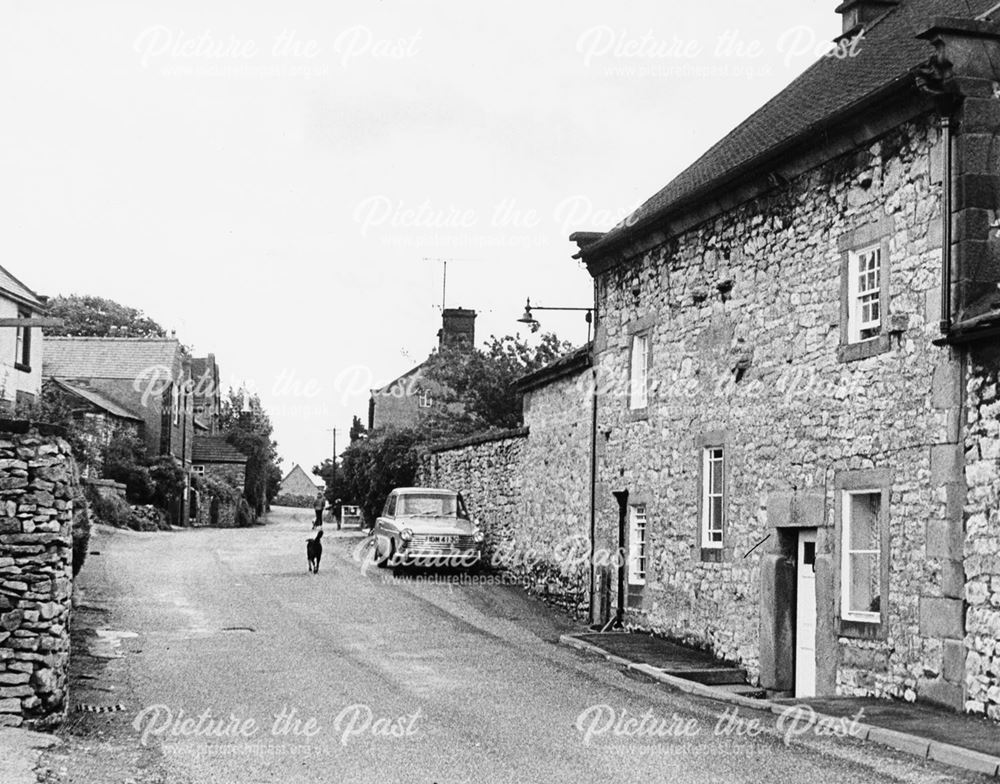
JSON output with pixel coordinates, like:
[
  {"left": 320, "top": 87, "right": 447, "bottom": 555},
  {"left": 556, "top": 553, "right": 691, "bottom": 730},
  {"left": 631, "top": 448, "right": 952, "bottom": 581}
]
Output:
[{"left": 406, "top": 534, "right": 478, "bottom": 552}]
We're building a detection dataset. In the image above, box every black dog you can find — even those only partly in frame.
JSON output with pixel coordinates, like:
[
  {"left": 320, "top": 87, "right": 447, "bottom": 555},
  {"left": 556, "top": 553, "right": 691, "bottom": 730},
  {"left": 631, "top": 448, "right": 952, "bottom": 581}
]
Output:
[{"left": 306, "top": 529, "right": 323, "bottom": 573}]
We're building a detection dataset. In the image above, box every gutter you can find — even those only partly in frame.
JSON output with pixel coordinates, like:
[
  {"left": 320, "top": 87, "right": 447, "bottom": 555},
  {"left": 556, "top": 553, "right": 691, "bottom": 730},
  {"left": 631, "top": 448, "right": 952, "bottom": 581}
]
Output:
[
  {"left": 939, "top": 309, "right": 1000, "bottom": 344},
  {"left": 940, "top": 115, "right": 953, "bottom": 334}
]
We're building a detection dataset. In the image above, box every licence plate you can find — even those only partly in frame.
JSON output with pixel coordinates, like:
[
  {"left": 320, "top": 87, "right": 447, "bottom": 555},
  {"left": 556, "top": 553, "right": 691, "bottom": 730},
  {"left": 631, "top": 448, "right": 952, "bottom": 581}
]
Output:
[{"left": 426, "top": 535, "right": 459, "bottom": 544}]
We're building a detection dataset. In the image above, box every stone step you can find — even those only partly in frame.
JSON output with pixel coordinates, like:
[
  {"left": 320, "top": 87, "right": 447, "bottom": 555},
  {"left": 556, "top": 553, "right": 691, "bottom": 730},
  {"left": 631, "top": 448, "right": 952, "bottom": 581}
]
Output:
[
  {"left": 662, "top": 667, "right": 749, "bottom": 686},
  {"left": 712, "top": 683, "right": 769, "bottom": 699}
]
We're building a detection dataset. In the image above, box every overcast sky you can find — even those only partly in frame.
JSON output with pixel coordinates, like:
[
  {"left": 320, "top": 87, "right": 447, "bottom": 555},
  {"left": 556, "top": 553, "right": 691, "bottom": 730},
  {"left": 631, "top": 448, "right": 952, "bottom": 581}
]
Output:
[{"left": 2, "top": 0, "right": 839, "bottom": 473}]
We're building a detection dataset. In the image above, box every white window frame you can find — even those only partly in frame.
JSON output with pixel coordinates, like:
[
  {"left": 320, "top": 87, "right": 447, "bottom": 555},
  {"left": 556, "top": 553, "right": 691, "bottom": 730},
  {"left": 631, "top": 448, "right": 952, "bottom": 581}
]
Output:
[
  {"left": 191, "top": 464, "right": 206, "bottom": 475},
  {"left": 840, "top": 489, "right": 882, "bottom": 623},
  {"left": 628, "top": 504, "right": 647, "bottom": 584},
  {"left": 629, "top": 333, "right": 648, "bottom": 410},
  {"left": 701, "top": 446, "right": 724, "bottom": 549},
  {"left": 418, "top": 389, "right": 432, "bottom": 409},
  {"left": 172, "top": 383, "right": 180, "bottom": 426},
  {"left": 847, "top": 245, "right": 881, "bottom": 343}
]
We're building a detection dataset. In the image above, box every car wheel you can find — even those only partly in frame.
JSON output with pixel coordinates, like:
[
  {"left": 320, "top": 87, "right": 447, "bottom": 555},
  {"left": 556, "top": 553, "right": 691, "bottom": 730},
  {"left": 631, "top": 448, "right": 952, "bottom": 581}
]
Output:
[{"left": 374, "top": 537, "right": 388, "bottom": 569}]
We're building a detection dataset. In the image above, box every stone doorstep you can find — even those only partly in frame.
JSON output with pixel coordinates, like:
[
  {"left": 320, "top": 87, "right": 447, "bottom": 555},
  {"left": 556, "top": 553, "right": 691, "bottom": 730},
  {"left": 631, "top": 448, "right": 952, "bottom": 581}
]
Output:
[{"left": 559, "top": 634, "right": 1000, "bottom": 779}]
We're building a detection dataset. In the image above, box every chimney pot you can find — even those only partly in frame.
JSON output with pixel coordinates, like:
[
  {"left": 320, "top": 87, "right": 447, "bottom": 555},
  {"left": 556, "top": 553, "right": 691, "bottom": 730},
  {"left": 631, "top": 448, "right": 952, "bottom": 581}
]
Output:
[{"left": 835, "top": 0, "right": 898, "bottom": 36}]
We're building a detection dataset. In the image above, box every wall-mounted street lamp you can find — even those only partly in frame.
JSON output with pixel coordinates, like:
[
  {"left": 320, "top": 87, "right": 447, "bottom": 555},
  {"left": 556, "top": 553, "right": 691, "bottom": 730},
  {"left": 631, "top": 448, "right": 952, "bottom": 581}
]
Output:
[
  {"left": 517, "top": 295, "right": 603, "bottom": 628},
  {"left": 517, "top": 298, "right": 594, "bottom": 343}
]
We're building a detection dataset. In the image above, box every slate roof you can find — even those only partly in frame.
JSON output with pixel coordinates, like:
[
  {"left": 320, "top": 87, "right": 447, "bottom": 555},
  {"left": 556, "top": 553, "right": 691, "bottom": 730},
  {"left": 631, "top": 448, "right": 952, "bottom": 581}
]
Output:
[
  {"left": 0, "top": 264, "right": 43, "bottom": 308},
  {"left": 280, "top": 464, "right": 322, "bottom": 495},
  {"left": 515, "top": 343, "right": 592, "bottom": 392},
  {"left": 586, "top": 0, "right": 998, "bottom": 256},
  {"left": 43, "top": 337, "right": 184, "bottom": 380},
  {"left": 192, "top": 435, "right": 248, "bottom": 464},
  {"left": 372, "top": 361, "right": 425, "bottom": 395},
  {"left": 48, "top": 378, "right": 143, "bottom": 421}
]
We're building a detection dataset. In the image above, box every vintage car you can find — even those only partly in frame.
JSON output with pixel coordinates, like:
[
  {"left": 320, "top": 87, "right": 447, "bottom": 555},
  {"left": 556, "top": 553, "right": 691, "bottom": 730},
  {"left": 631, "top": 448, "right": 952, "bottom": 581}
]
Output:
[{"left": 372, "top": 487, "right": 483, "bottom": 568}]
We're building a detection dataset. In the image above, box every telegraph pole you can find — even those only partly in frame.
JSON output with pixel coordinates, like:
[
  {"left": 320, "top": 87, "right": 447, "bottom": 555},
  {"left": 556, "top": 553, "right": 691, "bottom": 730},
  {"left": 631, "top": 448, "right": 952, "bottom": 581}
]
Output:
[{"left": 326, "top": 427, "right": 338, "bottom": 529}]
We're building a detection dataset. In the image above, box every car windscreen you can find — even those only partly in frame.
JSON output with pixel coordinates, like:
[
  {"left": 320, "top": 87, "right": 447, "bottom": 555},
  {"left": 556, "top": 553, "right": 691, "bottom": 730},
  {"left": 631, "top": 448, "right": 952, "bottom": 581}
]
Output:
[{"left": 397, "top": 494, "right": 465, "bottom": 517}]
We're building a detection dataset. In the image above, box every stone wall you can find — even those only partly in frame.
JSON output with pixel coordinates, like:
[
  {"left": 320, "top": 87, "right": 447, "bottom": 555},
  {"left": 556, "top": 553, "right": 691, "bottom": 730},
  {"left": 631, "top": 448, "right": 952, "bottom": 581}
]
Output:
[
  {"left": 417, "top": 429, "right": 526, "bottom": 560},
  {"left": 589, "top": 115, "right": 968, "bottom": 705},
  {"left": 417, "top": 359, "right": 593, "bottom": 613},
  {"left": 519, "top": 368, "right": 592, "bottom": 612},
  {"left": 0, "top": 422, "right": 79, "bottom": 728},
  {"left": 963, "top": 345, "right": 1000, "bottom": 720}
]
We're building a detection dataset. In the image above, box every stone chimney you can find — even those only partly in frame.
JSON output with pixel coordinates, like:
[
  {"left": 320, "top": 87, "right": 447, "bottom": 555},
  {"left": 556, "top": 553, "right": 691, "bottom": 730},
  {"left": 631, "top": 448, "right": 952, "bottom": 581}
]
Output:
[
  {"left": 835, "top": 0, "right": 898, "bottom": 36},
  {"left": 438, "top": 307, "right": 476, "bottom": 350}
]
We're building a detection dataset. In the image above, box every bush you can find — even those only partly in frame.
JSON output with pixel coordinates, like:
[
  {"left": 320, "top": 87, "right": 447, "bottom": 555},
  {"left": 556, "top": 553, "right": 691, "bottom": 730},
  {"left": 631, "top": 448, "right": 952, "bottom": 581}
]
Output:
[
  {"left": 101, "top": 437, "right": 156, "bottom": 503},
  {"left": 88, "top": 491, "right": 141, "bottom": 530},
  {"left": 193, "top": 473, "right": 241, "bottom": 504},
  {"left": 272, "top": 493, "right": 315, "bottom": 508},
  {"left": 130, "top": 504, "right": 169, "bottom": 531},
  {"left": 149, "top": 456, "right": 185, "bottom": 508},
  {"left": 339, "top": 428, "right": 421, "bottom": 525},
  {"left": 235, "top": 497, "right": 255, "bottom": 527}
]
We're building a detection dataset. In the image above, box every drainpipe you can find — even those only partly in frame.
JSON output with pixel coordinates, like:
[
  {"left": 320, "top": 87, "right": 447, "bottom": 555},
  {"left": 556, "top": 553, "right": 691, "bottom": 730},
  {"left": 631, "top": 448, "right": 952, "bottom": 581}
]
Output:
[
  {"left": 589, "top": 277, "right": 599, "bottom": 625},
  {"left": 940, "top": 114, "right": 953, "bottom": 335}
]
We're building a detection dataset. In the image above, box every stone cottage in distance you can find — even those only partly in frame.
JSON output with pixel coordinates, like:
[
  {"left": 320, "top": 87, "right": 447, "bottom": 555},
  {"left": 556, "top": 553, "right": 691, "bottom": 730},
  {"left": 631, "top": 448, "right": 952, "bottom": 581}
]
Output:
[
  {"left": 43, "top": 336, "right": 196, "bottom": 523},
  {"left": 568, "top": 0, "right": 1000, "bottom": 717},
  {"left": 368, "top": 308, "right": 477, "bottom": 431}
]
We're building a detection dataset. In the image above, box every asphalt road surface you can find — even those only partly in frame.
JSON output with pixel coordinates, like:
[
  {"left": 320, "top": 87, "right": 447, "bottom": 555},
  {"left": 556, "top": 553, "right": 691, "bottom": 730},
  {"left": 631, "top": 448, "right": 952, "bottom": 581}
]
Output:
[{"left": 39, "top": 507, "right": 989, "bottom": 784}]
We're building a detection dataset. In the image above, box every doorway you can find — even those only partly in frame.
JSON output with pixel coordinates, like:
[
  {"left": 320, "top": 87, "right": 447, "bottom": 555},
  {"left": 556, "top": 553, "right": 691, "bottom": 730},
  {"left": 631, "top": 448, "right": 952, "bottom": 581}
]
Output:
[{"left": 794, "top": 529, "right": 817, "bottom": 698}]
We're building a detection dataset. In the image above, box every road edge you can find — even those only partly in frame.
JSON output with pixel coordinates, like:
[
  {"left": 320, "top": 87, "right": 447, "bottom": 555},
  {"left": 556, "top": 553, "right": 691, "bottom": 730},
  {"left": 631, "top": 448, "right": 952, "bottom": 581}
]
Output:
[{"left": 559, "top": 633, "right": 1000, "bottom": 779}]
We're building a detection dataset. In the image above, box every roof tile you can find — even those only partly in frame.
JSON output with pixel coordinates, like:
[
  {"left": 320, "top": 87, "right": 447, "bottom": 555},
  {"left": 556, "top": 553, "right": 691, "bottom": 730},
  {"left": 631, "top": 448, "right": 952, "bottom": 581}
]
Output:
[
  {"left": 43, "top": 337, "right": 185, "bottom": 381},
  {"left": 591, "top": 0, "right": 997, "bottom": 253}
]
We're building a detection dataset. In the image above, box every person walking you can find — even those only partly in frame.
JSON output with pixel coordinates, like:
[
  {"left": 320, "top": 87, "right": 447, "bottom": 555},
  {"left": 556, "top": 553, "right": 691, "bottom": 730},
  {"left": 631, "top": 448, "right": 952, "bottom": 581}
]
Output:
[{"left": 313, "top": 490, "right": 326, "bottom": 527}]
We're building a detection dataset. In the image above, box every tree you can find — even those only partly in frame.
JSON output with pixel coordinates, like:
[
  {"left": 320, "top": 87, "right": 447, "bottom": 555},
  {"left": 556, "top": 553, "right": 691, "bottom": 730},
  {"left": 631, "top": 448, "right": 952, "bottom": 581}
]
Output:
[
  {"left": 337, "top": 332, "right": 575, "bottom": 524},
  {"left": 338, "top": 429, "right": 422, "bottom": 524},
  {"left": 44, "top": 294, "right": 166, "bottom": 337},
  {"left": 220, "top": 388, "right": 282, "bottom": 518},
  {"left": 418, "top": 332, "right": 574, "bottom": 437}
]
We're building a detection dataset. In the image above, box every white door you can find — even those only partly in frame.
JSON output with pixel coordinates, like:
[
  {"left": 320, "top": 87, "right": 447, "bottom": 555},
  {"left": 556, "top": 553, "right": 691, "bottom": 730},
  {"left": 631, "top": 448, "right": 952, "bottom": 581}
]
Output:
[{"left": 795, "top": 529, "right": 817, "bottom": 698}]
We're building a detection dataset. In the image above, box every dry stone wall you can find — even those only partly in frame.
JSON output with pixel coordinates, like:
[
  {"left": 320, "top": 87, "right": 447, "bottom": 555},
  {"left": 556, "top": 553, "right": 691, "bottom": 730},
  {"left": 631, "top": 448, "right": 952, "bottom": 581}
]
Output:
[{"left": 0, "top": 422, "right": 79, "bottom": 728}]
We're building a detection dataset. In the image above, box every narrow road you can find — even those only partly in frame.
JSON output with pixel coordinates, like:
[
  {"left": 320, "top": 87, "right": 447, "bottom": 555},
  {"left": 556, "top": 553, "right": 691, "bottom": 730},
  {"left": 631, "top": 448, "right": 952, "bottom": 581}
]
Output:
[{"left": 40, "top": 507, "right": 988, "bottom": 783}]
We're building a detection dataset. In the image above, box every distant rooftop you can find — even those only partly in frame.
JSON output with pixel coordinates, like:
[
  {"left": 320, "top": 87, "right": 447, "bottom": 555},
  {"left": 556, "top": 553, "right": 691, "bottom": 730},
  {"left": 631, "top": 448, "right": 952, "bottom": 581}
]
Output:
[{"left": 43, "top": 337, "right": 185, "bottom": 380}]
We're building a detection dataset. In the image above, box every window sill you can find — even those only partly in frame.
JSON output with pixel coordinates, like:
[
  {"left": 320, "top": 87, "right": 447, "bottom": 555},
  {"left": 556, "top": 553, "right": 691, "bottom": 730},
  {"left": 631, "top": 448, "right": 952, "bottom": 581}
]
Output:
[
  {"left": 627, "top": 406, "right": 649, "bottom": 422},
  {"left": 835, "top": 617, "right": 886, "bottom": 640},
  {"left": 14, "top": 363, "right": 30, "bottom": 373},
  {"left": 837, "top": 334, "right": 890, "bottom": 363},
  {"left": 700, "top": 547, "right": 723, "bottom": 563}
]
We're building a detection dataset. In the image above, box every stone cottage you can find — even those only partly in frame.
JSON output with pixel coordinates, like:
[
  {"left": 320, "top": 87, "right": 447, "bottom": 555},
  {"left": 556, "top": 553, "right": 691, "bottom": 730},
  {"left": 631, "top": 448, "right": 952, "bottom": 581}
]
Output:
[
  {"left": 368, "top": 308, "right": 477, "bottom": 431},
  {"left": 190, "top": 434, "right": 248, "bottom": 526},
  {"left": 43, "top": 378, "right": 143, "bottom": 475},
  {"left": 275, "top": 463, "right": 321, "bottom": 507},
  {"left": 568, "top": 0, "right": 1000, "bottom": 718},
  {"left": 43, "top": 337, "right": 196, "bottom": 523}
]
